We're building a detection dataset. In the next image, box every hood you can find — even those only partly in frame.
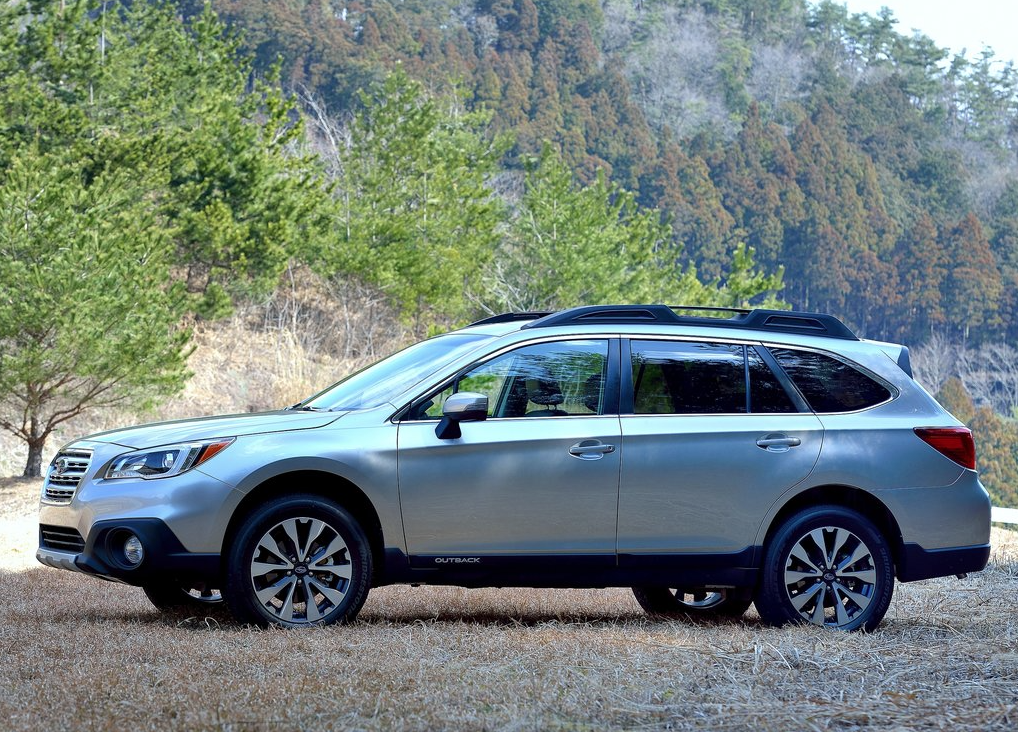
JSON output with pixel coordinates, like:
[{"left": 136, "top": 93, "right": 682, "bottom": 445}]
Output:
[{"left": 82, "top": 410, "right": 346, "bottom": 450}]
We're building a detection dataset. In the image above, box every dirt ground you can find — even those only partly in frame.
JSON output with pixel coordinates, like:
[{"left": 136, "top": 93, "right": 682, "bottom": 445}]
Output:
[{"left": 2, "top": 478, "right": 1016, "bottom": 731}]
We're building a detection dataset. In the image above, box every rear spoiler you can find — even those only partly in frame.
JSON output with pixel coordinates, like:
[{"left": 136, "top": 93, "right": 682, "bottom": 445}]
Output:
[{"left": 869, "top": 341, "right": 913, "bottom": 378}]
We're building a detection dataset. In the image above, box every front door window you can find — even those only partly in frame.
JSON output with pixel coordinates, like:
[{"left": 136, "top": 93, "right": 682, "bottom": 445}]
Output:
[{"left": 411, "top": 339, "right": 609, "bottom": 419}]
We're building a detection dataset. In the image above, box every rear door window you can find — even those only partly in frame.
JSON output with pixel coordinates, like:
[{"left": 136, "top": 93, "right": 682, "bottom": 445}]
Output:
[
  {"left": 769, "top": 348, "right": 891, "bottom": 413},
  {"left": 748, "top": 347, "right": 798, "bottom": 413},
  {"left": 631, "top": 341, "right": 746, "bottom": 414}
]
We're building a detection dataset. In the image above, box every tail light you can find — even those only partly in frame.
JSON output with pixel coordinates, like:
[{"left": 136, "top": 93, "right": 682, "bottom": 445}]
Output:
[{"left": 914, "top": 427, "right": 976, "bottom": 470}]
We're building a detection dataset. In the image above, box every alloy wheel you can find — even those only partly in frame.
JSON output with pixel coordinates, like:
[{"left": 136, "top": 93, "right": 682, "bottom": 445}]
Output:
[
  {"left": 248, "top": 516, "right": 354, "bottom": 624},
  {"left": 673, "top": 590, "right": 727, "bottom": 609},
  {"left": 182, "top": 585, "right": 223, "bottom": 604},
  {"left": 782, "top": 526, "right": 877, "bottom": 628}
]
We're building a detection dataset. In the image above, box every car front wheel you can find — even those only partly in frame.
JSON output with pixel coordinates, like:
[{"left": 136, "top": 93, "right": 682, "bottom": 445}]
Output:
[
  {"left": 143, "top": 583, "right": 225, "bottom": 614},
  {"left": 225, "top": 494, "right": 372, "bottom": 627},
  {"left": 755, "top": 505, "right": 894, "bottom": 632}
]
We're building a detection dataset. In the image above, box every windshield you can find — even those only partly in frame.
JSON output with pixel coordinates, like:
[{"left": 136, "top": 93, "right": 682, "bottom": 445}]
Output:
[{"left": 300, "top": 333, "right": 493, "bottom": 411}]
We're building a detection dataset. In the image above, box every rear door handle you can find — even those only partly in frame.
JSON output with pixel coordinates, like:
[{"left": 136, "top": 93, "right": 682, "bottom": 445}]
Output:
[
  {"left": 569, "top": 440, "right": 616, "bottom": 460},
  {"left": 756, "top": 435, "right": 801, "bottom": 451}
]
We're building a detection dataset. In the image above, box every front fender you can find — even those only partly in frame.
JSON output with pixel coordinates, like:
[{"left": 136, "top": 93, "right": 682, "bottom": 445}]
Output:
[{"left": 199, "top": 423, "right": 402, "bottom": 557}]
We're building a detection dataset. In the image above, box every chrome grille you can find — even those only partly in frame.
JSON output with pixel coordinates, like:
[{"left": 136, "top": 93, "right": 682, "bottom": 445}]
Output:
[
  {"left": 43, "top": 449, "right": 93, "bottom": 504},
  {"left": 40, "top": 525, "right": 86, "bottom": 553}
]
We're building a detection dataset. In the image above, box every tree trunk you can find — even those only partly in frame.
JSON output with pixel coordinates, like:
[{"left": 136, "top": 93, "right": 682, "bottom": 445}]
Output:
[{"left": 24, "top": 438, "right": 46, "bottom": 478}]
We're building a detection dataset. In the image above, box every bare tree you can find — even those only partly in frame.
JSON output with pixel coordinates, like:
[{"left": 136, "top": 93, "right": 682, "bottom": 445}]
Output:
[
  {"left": 601, "top": 0, "right": 638, "bottom": 55},
  {"left": 954, "top": 341, "right": 1018, "bottom": 414},
  {"left": 988, "top": 343, "right": 1018, "bottom": 412},
  {"left": 297, "top": 85, "right": 351, "bottom": 179},
  {"left": 626, "top": 9, "right": 734, "bottom": 138},
  {"left": 910, "top": 331, "right": 956, "bottom": 394},
  {"left": 954, "top": 344, "right": 990, "bottom": 406},
  {"left": 748, "top": 42, "right": 810, "bottom": 113},
  {"left": 912, "top": 335, "right": 1018, "bottom": 418}
]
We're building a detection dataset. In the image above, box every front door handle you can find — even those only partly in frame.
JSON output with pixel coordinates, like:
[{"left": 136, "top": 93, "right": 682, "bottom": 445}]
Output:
[
  {"left": 756, "top": 435, "right": 802, "bottom": 451},
  {"left": 569, "top": 440, "right": 616, "bottom": 460}
]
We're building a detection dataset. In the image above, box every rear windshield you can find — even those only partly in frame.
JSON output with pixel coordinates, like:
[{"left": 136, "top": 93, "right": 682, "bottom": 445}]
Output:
[{"left": 769, "top": 348, "right": 891, "bottom": 413}]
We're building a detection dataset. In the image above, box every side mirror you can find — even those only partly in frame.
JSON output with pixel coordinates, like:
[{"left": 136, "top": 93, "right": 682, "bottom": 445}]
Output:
[{"left": 436, "top": 392, "right": 488, "bottom": 439}]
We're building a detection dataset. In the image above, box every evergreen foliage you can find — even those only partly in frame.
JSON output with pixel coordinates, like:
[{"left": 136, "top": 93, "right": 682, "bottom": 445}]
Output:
[
  {"left": 487, "top": 145, "right": 672, "bottom": 311},
  {"left": 0, "top": 1, "right": 785, "bottom": 478},
  {"left": 326, "top": 71, "right": 510, "bottom": 330},
  {"left": 0, "top": 148, "right": 190, "bottom": 477},
  {"left": 315, "top": 72, "right": 782, "bottom": 330},
  {"left": 0, "top": 0, "right": 333, "bottom": 319},
  {"left": 0, "top": 0, "right": 332, "bottom": 474},
  {"left": 6, "top": 0, "right": 1018, "bottom": 502},
  {"left": 490, "top": 145, "right": 782, "bottom": 312}
]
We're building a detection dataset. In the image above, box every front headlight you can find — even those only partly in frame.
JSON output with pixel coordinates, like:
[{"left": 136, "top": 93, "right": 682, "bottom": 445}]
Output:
[{"left": 105, "top": 438, "right": 235, "bottom": 480}]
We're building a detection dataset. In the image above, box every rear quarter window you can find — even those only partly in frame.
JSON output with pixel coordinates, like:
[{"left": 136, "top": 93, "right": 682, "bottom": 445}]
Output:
[{"left": 769, "top": 348, "right": 892, "bottom": 413}]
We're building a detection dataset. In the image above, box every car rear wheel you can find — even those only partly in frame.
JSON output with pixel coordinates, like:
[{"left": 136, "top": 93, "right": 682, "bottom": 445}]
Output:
[
  {"left": 632, "top": 586, "right": 752, "bottom": 619},
  {"left": 225, "top": 494, "right": 372, "bottom": 627},
  {"left": 756, "top": 505, "right": 894, "bottom": 632}
]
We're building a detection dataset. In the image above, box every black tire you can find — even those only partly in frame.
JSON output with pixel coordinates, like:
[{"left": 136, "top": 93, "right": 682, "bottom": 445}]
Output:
[
  {"left": 632, "top": 586, "right": 753, "bottom": 619},
  {"left": 225, "top": 494, "right": 371, "bottom": 627},
  {"left": 755, "top": 505, "right": 894, "bottom": 632},
  {"left": 143, "top": 582, "right": 226, "bottom": 614}
]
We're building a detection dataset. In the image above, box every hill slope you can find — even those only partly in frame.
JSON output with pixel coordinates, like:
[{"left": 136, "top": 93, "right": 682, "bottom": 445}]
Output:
[{"left": 187, "top": 0, "right": 1018, "bottom": 344}]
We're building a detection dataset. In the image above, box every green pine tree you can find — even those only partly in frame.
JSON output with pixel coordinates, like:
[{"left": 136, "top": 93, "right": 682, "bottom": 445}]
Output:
[
  {"left": 0, "top": 149, "right": 190, "bottom": 477},
  {"left": 486, "top": 145, "right": 783, "bottom": 312},
  {"left": 328, "top": 70, "right": 510, "bottom": 331}
]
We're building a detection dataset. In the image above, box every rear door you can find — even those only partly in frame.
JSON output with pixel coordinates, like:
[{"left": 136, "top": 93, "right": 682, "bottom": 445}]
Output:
[{"left": 617, "top": 339, "right": 823, "bottom": 562}]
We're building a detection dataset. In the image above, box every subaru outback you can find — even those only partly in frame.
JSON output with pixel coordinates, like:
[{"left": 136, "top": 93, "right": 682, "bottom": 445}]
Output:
[{"left": 37, "top": 305, "right": 991, "bottom": 631}]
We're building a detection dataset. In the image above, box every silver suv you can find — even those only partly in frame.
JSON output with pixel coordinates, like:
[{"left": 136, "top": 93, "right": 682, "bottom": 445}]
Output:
[{"left": 37, "top": 305, "right": 991, "bottom": 631}]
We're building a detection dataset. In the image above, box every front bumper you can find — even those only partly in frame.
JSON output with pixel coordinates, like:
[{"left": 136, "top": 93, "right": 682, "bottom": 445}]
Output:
[
  {"left": 38, "top": 438, "right": 239, "bottom": 585},
  {"left": 39, "top": 438, "right": 241, "bottom": 553},
  {"left": 37, "top": 517, "right": 220, "bottom": 586}
]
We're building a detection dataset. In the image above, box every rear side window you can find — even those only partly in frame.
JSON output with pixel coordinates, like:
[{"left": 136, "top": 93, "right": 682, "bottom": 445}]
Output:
[
  {"left": 631, "top": 341, "right": 746, "bottom": 414},
  {"left": 748, "top": 348, "right": 798, "bottom": 413},
  {"left": 769, "top": 348, "right": 891, "bottom": 413}
]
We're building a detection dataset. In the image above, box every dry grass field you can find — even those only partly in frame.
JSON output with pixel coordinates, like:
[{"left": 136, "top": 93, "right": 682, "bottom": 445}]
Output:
[{"left": 2, "top": 478, "right": 1017, "bottom": 731}]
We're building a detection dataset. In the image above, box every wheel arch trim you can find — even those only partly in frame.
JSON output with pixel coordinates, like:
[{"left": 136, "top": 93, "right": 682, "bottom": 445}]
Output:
[
  {"left": 221, "top": 466, "right": 389, "bottom": 585},
  {"left": 757, "top": 484, "right": 905, "bottom": 576}
]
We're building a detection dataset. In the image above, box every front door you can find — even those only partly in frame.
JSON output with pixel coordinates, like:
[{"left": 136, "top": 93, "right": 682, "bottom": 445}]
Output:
[{"left": 397, "top": 338, "right": 621, "bottom": 568}]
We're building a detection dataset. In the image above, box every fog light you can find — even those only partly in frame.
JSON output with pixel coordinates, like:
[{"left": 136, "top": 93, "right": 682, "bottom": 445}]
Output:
[{"left": 123, "top": 534, "right": 144, "bottom": 566}]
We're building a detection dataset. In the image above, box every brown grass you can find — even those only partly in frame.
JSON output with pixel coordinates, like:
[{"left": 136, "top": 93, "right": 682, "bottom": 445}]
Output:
[{"left": 2, "top": 478, "right": 1017, "bottom": 731}]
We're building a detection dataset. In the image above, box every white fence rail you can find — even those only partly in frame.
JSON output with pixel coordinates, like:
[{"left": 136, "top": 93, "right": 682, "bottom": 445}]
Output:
[{"left": 991, "top": 506, "right": 1018, "bottom": 524}]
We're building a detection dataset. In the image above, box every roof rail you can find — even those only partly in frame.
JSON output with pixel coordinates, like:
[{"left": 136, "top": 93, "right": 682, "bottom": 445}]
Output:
[
  {"left": 670, "top": 305, "right": 752, "bottom": 316},
  {"left": 519, "top": 304, "right": 858, "bottom": 340},
  {"left": 468, "top": 311, "right": 551, "bottom": 327}
]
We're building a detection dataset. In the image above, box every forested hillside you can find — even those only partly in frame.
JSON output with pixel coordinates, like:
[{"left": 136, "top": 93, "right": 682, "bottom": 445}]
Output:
[
  {"left": 180, "top": 0, "right": 1018, "bottom": 345},
  {"left": 164, "top": 0, "right": 1018, "bottom": 507}
]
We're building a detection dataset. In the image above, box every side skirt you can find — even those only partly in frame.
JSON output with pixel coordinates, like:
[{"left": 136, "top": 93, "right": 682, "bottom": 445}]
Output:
[{"left": 380, "top": 547, "right": 760, "bottom": 589}]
